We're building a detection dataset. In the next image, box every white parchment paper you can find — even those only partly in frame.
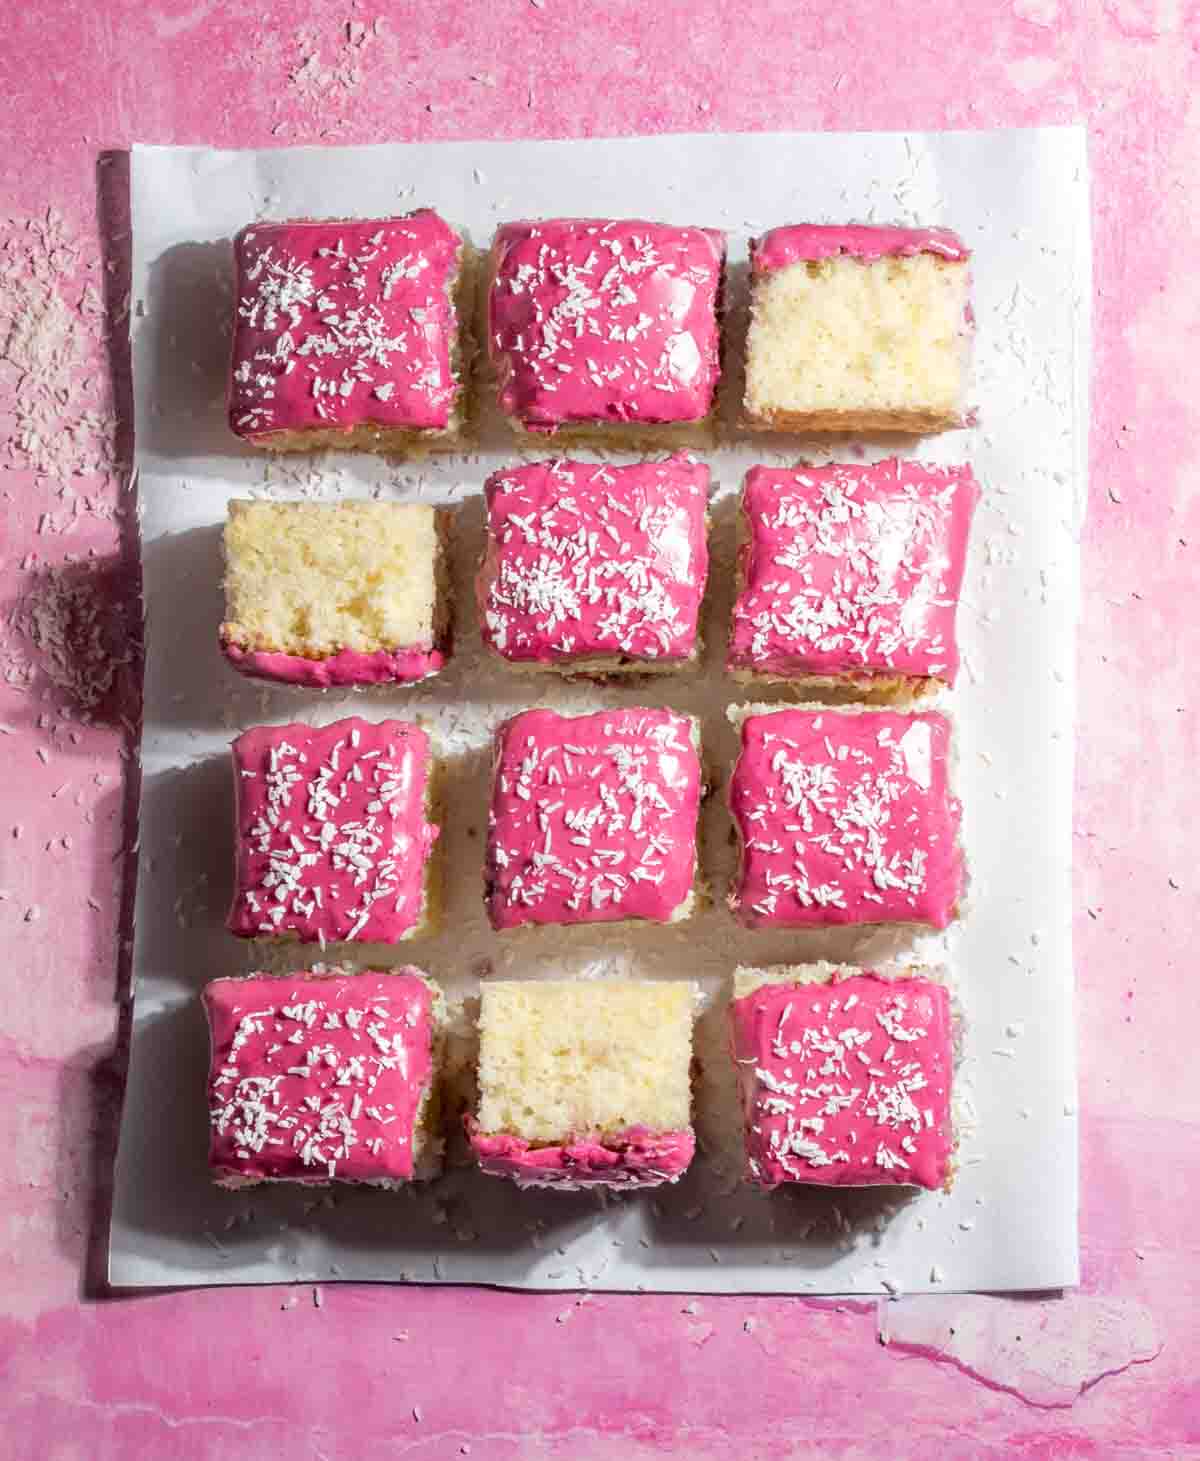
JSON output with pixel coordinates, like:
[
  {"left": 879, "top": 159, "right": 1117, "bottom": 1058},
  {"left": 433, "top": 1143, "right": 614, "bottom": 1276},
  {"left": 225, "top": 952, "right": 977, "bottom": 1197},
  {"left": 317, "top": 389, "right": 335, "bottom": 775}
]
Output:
[{"left": 111, "top": 128, "right": 1089, "bottom": 1293}]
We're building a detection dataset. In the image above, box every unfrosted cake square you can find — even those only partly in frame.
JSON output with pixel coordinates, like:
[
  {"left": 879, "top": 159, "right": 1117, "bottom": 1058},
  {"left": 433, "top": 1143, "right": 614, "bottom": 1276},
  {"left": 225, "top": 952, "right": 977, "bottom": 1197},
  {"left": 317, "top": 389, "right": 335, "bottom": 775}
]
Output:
[
  {"left": 228, "top": 717, "right": 439, "bottom": 945},
  {"left": 728, "top": 459, "right": 979, "bottom": 698},
  {"left": 743, "top": 226, "right": 971, "bottom": 434},
  {"left": 467, "top": 979, "right": 696, "bottom": 1189},
  {"left": 485, "top": 707, "right": 703, "bottom": 931},
  {"left": 486, "top": 218, "right": 725, "bottom": 447},
  {"left": 228, "top": 210, "right": 471, "bottom": 452},
  {"left": 204, "top": 968, "right": 443, "bottom": 1186},
  {"left": 729, "top": 963, "right": 955, "bottom": 1190},
  {"left": 727, "top": 704, "right": 963, "bottom": 930},
  {"left": 220, "top": 500, "right": 450, "bottom": 688},
  {"left": 478, "top": 454, "right": 710, "bottom": 673}
]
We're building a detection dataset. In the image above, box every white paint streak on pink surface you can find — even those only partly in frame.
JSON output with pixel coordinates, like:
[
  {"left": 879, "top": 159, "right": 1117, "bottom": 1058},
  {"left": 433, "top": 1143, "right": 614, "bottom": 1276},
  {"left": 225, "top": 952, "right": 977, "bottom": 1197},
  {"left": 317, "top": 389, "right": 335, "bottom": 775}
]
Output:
[{"left": 880, "top": 1294, "right": 1162, "bottom": 1409}]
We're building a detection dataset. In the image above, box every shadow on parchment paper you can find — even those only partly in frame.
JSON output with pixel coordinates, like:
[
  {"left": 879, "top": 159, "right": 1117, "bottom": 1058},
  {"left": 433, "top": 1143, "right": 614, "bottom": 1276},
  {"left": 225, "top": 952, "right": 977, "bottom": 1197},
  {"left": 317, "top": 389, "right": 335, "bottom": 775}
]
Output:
[
  {"left": 106, "top": 1001, "right": 594, "bottom": 1289},
  {"left": 137, "top": 521, "right": 286, "bottom": 738},
  {"left": 131, "top": 756, "right": 239, "bottom": 993},
  {"left": 643, "top": 992, "right": 921, "bottom": 1277},
  {"left": 138, "top": 499, "right": 553, "bottom": 740},
  {"left": 137, "top": 238, "right": 241, "bottom": 467}
]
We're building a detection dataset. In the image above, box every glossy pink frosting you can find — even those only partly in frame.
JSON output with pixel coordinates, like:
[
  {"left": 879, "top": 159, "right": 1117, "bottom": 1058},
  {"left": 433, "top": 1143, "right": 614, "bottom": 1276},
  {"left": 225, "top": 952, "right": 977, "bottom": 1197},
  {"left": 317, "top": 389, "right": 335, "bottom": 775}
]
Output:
[
  {"left": 488, "top": 218, "right": 725, "bottom": 432},
  {"left": 729, "top": 971, "right": 954, "bottom": 1190},
  {"left": 229, "top": 210, "right": 461, "bottom": 443},
  {"left": 204, "top": 969, "right": 434, "bottom": 1185},
  {"left": 228, "top": 717, "right": 437, "bottom": 944},
  {"left": 486, "top": 707, "right": 702, "bottom": 930},
  {"left": 467, "top": 1119, "right": 695, "bottom": 1190},
  {"left": 221, "top": 642, "right": 446, "bottom": 688},
  {"left": 729, "top": 708, "right": 962, "bottom": 929},
  {"left": 728, "top": 460, "right": 979, "bottom": 684},
  {"left": 752, "top": 224, "right": 969, "bottom": 272},
  {"left": 478, "top": 454, "right": 710, "bottom": 666}
]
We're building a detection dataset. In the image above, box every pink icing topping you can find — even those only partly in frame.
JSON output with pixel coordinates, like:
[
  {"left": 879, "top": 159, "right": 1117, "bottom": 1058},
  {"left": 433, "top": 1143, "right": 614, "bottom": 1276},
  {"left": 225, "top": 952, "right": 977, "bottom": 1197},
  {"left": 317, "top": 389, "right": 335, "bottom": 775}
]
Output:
[
  {"left": 752, "top": 224, "right": 969, "bottom": 272},
  {"left": 467, "top": 1119, "right": 695, "bottom": 1190},
  {"left": 228, "top": 717, "right": 437, "bottom": 944},
  {"left": 730, "top": 971, "right": 954, "bottom": 1190},
  {"left": 486, "top": 707, "right": 702, "bottom": 930},
  {"left": 204, "top": 969, "right": 434, "bottom": 1185},
  {"left": 488, "top": 218, "right": 725, "bottom": 432},
  {"left": 478, "top": 454, "right": 710, "bottom": 665},
  {"left": 229, "top": 210, "right": 462, "bottom": 442},
  {"left": 729, "top": 708, "right": 962, "bottom": 929},
  {"left": 221, "top": 642, "right": 446, "bottom": 689},
  {"left": 728, "top": 460, "right": 979, "bottom": 684}
]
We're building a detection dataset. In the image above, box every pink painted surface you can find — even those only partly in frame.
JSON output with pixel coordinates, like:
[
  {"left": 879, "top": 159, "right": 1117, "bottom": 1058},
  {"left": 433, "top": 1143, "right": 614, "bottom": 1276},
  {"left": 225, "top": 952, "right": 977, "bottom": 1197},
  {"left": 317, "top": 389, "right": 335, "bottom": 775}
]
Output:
[{"left": 0, "top": 2, "right": 1195, "bottom": 1457}]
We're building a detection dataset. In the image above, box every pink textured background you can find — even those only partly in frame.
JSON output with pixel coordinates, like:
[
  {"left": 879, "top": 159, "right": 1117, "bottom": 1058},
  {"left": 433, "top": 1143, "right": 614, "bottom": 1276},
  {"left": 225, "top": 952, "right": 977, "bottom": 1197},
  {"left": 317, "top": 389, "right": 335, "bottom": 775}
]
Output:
[{"left": 0, "top": 1, "right": 1194, "bottom": 1456}]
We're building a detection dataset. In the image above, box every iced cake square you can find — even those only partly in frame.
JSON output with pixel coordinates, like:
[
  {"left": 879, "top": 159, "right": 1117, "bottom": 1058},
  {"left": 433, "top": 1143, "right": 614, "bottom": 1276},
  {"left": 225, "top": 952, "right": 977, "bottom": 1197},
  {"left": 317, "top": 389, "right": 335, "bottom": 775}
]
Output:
[
  {"left": 229, "top": 210, "right": 471, "bottom": 451},
  {"left": 204, "top": 968, "right": 442, "bottom": 1186},
  {"left": 743, "top": 225, "right": 971, "bottom": 434},
  {"left": 729, "top": 963, "right": 955, "bottom": 1190},
  {"left": 468, "top": 979, "right": 696, "bottom": 1189},
  {"left": 478, "top": 453, "right": 710, "bottom": 673},
  {"left": 221, "top": 500, "right": 450, "bottom": 688},
  {"left": 728, "top": 459, "right": 979, "bottom": 697},
  {"left": 485, "top": 707, "right": 703, "bottom": 930},
  {"left": 727, "top": 705, "right": 963, "bottom": 929},
  {"left": 228, "top": 717, "right": 439, "bottom": 945},
  {"left": 486, "top": 218, "right": 725, "bottom": 446}
]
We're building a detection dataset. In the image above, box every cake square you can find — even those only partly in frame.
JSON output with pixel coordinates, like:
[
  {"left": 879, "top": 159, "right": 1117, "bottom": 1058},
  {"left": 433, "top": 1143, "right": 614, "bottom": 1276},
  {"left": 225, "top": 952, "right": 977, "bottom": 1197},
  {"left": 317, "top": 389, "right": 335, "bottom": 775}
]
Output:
[
  {"left": 468, "top": 980, "right": 696, "bottom": 1189},
  {"left": 729, "top": 963, "right": 955, "bottom": 1190},
  {"left": 728, "top": 705, "right": 963, "bottom": 929},
  {"left": 228, "top": 717, "right": 439, "bottom": 945},
  {"left": 486, "top": 218, "right": 725, "bottom": 445},
  {"left": 485, "top": 708, "right": 703, "bottom": 930},
  {"left": 220, "top": 500, "right": 450, "bottom": 688},
  {"left": 743, "top": 225, "right": 971, "bottom": 434},
  {"left": 228, "top": 210, "right": 470, "bottom": 451},
  {"left": 728, "top": 459, "right": 979, "bottom": 696},
  {"left": 478, "top": 453, "right": 710, "bottom": 673},
  {"left": 204, "top": 968, "right": 442, "bottom": 1186}
]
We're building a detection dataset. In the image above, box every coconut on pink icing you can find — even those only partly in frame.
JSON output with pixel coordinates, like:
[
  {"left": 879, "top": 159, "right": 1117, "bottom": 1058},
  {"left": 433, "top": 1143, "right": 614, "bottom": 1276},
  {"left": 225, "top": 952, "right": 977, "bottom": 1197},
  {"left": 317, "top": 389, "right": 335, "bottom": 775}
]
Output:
[
  {"left": 228, "top": 717, "right": 438, "bottom": 944},
  {"left": 204, "top": 969, "right": 435, "bottom": 1185},
  {"left": 467, "top": 1119, "right": 695, "bottom": 1190},
  {"left": 478, "top": 454, "right": 710, "bottom": 666},
  {"left": 486, "top": 707, "right": 702, "bottom": 930},
  {"left": 729, "top": 707, "right": 962, "bottom": 929},
  {"left": 229, "top": 210, "right": 462, "bottom": 442},
  {"left": 752, "top": 224, "right": 969, "bottom": 272},
  {"left": 729, "top": 971, "right": 954, "bottom": 1190},
  {"left": 487, "top": 218, "right": 725, "bottom": 432},
  {"left": 728, "top": 460, "right": 979, "bottom": 685},
  {"left": 221, "top": 642, "right": 446, "bottom": 689}
]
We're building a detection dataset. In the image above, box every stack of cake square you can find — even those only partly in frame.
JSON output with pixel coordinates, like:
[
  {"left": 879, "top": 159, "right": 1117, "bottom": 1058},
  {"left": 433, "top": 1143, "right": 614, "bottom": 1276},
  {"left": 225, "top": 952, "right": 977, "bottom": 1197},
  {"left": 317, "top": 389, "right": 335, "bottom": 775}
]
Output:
[{"left": 200, "top": 204, "right": 979, "bottom": 1203}]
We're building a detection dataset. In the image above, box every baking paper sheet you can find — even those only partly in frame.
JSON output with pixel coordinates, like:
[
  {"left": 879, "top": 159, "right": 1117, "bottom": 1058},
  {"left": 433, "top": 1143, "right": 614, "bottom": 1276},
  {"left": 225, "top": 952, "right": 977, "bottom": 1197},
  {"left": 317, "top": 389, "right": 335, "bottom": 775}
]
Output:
[{"left": 111, "top": 127, "right": 1089, "bottom": 1293}]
